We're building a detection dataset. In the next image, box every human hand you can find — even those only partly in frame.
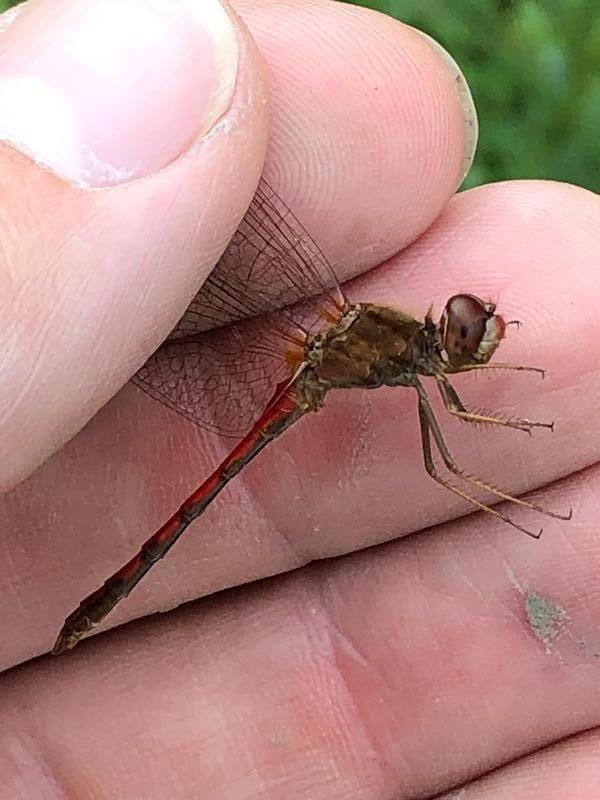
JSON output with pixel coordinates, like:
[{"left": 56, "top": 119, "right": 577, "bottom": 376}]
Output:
[{"left": 1, "top": 0, "right": 600, "bottom": 797}]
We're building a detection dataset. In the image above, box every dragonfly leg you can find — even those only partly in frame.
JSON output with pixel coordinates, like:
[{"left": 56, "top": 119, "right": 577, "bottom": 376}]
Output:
[
  {"left": 418, "top": 381, "right": 570, "bottom": 524},
  {"left": 416, "top": 381, "right": 552, "bottom": 538},
  {"left": 456, "top": 362, "right": 546, "bottom": 377},
  {"left": 435, "top": 375, "right": 553, "bottom": 434}
]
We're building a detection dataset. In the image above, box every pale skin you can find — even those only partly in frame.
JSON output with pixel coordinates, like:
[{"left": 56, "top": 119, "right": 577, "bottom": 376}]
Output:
[{"left": 2, "top": 1, "right": 600, "bottom": 798}]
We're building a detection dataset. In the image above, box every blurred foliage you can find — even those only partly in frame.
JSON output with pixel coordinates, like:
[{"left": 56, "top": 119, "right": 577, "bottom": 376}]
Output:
[
  {"left": 0, "top": 0, "right": 597, "bottom": 190},
  {"left": 348, "top": 0, "right": 600, "bottom": 192}
]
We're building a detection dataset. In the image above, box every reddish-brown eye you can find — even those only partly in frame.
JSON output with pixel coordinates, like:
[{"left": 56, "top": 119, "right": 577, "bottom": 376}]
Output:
[{"left": 441, "top": 294, "right": 496, "bottom": 365}]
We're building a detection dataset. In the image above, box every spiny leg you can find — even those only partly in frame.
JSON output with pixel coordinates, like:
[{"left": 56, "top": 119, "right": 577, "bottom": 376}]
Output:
[
  {"left": 454, "top": 362, "right": 546, "bottom": 377},
  {"left": 419, "top": 382, "right": 571, "bottom": 524},
  {"left": 435, "top": 375, "right": 554, "bottom": 434},
  {"left": 416, "top": 390, "right": 542, "bottom": 537}
]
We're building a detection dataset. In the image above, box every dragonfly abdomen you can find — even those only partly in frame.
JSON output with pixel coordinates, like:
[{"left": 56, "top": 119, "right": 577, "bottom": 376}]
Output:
[{"left": 52, "top": 389, "right": 307, "bottom": 654}]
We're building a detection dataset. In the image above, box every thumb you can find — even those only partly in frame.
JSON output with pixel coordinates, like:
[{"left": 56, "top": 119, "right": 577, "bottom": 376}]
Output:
[{"left": 0, "top": 0, "right": 268, "bottom": 492}]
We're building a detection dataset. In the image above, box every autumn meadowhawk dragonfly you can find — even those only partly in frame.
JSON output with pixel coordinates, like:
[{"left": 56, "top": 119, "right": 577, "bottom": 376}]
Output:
[{"left": 53, "top": 180, "right": 570, "bottom": 654}]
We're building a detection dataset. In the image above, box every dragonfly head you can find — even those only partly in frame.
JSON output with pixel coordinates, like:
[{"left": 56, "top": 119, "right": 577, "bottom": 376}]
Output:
[{"left": 439, "top": 294, "right": 506, "bottom": 370}]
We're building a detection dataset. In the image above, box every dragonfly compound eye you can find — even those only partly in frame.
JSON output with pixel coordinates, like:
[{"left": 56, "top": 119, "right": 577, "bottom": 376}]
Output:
[{"left": 441, "top": 294, "right": 505, "bottom": 366}]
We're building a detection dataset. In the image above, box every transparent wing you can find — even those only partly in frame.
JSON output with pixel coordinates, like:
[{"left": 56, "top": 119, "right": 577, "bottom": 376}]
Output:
[{"left": 131, "top": 179, "right": 349, "bottom": 436}]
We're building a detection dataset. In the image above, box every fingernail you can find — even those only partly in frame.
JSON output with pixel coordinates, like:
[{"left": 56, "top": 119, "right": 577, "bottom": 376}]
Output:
[
  {"left": 0, "top": 0, "right": 239, "bottom": 187},
  {"left": 415, "top": 30, "right": 478, "bottom": 183}
]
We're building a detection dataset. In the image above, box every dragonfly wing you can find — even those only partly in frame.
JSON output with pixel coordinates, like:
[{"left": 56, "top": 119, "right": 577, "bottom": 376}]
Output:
[
  {"left": 168, "top": 178, "right": 346, "bottom": 335},
  {"left": 132, "top": 315, "right": 302, "bottom": 437},
  {"left": 131, "top": 179, "right": 348, "bottom": 436}
]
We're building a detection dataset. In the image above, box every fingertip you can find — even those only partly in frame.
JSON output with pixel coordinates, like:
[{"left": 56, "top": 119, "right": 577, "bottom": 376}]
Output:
[
  {"left": 411, "top": 27, "right": 479, "bottom": 182},
  {"left": 238, "top": 0, "right": 479, "bottom": 279}
]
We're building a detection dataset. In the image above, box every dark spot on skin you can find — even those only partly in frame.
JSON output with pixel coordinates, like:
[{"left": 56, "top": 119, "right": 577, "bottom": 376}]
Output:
[
  {"left": 526, "top": 593, "right": 569, "bottom": 652},
  {"left": 460, "top": 325, "right": 468, "bottom": 338}
]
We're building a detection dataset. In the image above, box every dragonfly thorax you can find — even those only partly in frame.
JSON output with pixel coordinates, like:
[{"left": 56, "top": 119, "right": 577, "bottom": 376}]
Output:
[{"left": 305, "top": 303, "right": 437, "bottom": 393}]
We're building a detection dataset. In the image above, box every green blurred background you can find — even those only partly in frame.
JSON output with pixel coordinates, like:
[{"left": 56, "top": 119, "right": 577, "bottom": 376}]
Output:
[
  {"left": 349, "top": 0, "right": 599, "bottom": 192},
  {"left": 1, "top": 0, "right": 597, "bottom": 192}
]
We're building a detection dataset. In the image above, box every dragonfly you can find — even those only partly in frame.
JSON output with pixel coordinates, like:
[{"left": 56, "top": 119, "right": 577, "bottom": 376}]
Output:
[{"left": 52, "top": 180, "right": 570, "bottom": 654}]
